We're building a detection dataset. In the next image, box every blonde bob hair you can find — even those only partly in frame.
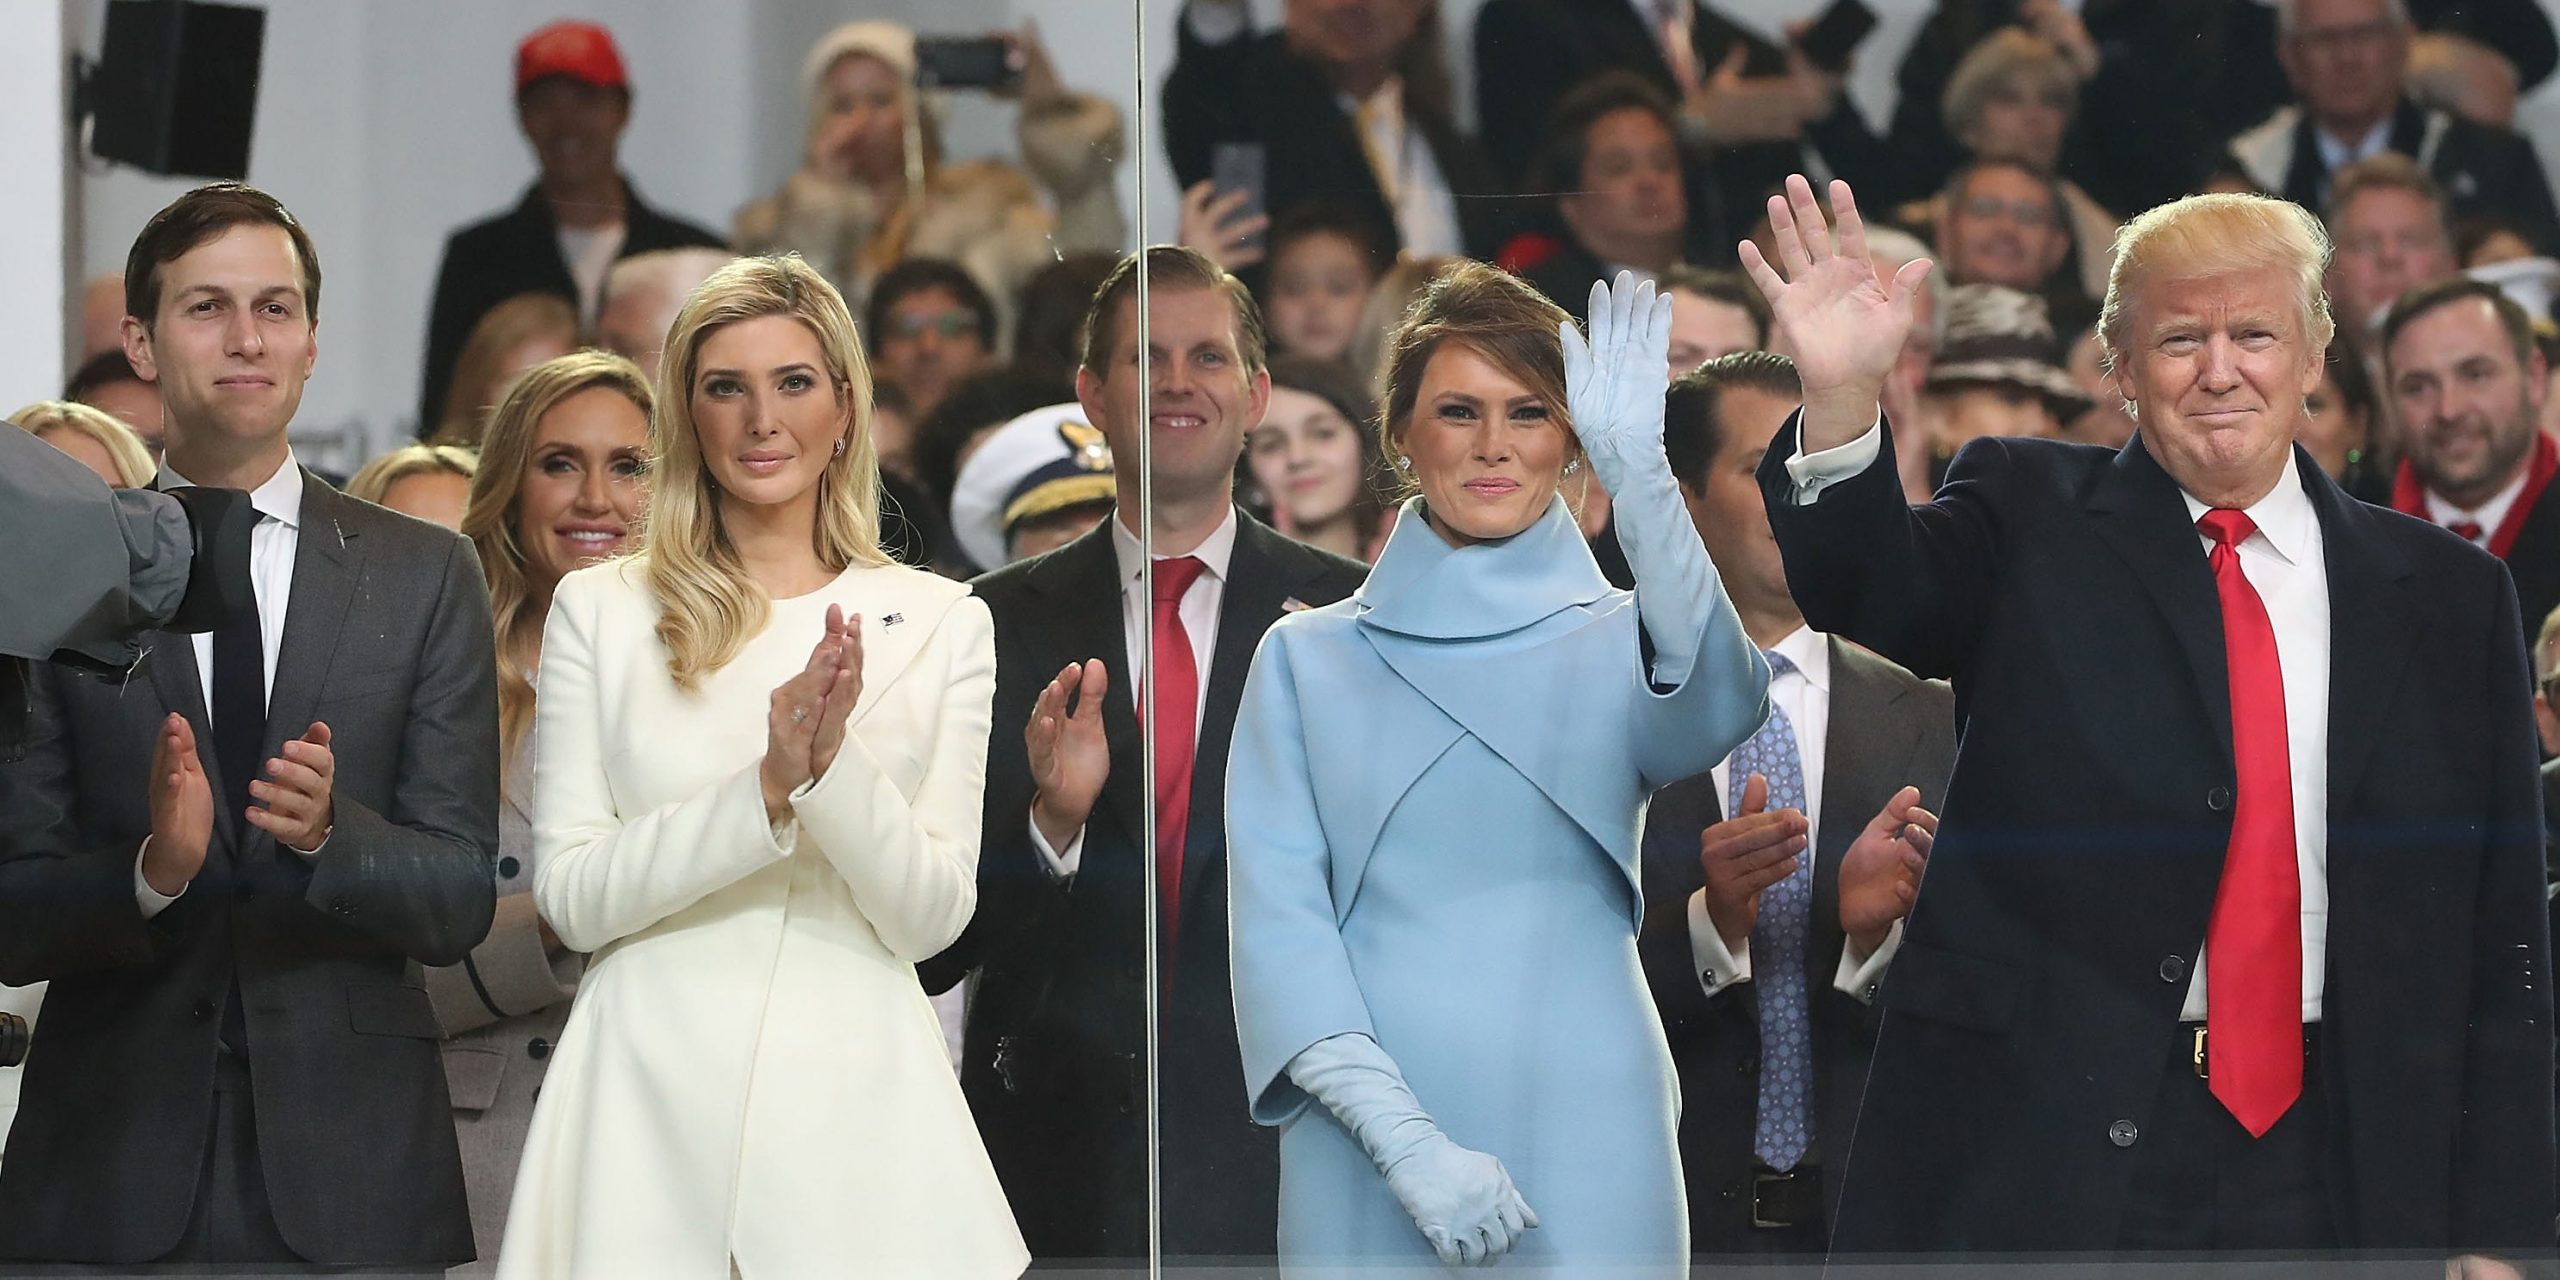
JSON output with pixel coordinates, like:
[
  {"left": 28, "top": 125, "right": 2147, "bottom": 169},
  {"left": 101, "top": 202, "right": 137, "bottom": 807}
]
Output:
[
  {"left": 11, "top": 400, "right": 155, "bottom": 487},
  {"left": 345, "top": 443, "right": 479, "bottom": 506},
  {"left": 2098, "top": 193, "right": 2336, "bottom": 382},
  {"left": 460, "top": 349, "right": 655, "bottom": 770},
  {"left": 434, "top": 292, "right": 580, "bottom": 447},
  {"left": 645, "top": 253, "right": 893, "bottom": 690}
]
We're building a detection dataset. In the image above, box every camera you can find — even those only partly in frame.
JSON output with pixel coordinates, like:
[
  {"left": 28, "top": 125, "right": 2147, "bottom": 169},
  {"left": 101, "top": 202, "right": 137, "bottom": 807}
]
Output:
[{"left": 1, "top": 1012, "right": 26, "bottom": 1070}]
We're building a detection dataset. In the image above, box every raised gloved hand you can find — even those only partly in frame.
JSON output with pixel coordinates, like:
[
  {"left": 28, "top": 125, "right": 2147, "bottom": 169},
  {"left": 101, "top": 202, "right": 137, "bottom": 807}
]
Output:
[
  {"left": 1560, "top": 270, "right": 1676, "bottom": 480},
  {"left": 1382, "top": 1131, "right": 1540, "bottom": 1267}
]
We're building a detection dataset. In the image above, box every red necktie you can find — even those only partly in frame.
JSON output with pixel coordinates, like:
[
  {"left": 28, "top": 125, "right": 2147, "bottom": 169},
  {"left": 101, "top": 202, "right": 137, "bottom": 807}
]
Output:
[
  {"left": 2197, "top": 510, "right": 2303, "bottom": 1137},
  {"left": 2448, "top": 519, "right": 2486, "bottom": 543},
  {"left": 1149, "top": 556, "right": 1209, "bottom": 959}
]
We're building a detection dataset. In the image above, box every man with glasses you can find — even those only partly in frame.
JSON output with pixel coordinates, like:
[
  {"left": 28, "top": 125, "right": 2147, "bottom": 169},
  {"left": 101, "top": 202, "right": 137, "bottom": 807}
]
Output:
[
  {"left": 864, "top": 258, "right": 999, "bottom": 427},
  {"left": 1934, "top": 160, "right": 2079, "bottom": 306},
  {"left": 2324, "top": 154, "right": 2459, "bottom": 344},
  {"left": 2229, "top": 0, "right": 2559, "bottom": 246}
]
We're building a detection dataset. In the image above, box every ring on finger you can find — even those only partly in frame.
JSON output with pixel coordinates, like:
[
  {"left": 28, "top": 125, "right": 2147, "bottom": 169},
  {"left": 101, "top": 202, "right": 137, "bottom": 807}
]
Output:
[{"left": 792, "top": 707, "right": 809, "bottom": 724}]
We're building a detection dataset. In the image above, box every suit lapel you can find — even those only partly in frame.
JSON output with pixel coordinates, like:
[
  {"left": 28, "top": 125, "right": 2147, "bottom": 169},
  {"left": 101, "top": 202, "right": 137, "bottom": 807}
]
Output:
[
  {"left": 2086, "top": 434, "right": 2235, "bottom": 770},
  {"left": 2310, "top": 462, "right": 2418, "bottom": 811},
  {"left": 1180, "top": 517, "right": 1319, "bottom": 908},
  {"left": 1030, "top": 523, "right": 1144, "bottom": 852},
  {"left": 262, "top": 477, "right": 361, "bottom": 768}
]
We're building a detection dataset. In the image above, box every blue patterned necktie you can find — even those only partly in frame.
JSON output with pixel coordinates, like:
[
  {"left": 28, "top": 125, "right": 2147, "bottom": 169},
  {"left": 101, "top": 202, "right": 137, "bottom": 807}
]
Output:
[{"left": 1728, "top": 650, "right": 1813, "bottom": 1170}]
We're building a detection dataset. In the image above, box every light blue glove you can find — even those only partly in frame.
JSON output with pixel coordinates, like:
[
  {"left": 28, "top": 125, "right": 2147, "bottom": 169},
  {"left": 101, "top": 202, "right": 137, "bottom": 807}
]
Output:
[
  {"left": 1563, "top": 272, "right": 1722, "bottom": 686},
  {"left": 1286, "top": 1032, "right": 1539, "bottom": 1266}
]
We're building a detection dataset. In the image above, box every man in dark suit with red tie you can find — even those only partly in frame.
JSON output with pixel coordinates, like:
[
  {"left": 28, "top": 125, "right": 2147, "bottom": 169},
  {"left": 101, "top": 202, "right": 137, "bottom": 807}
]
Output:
[{"left": 1738, "top": 174, "right": 2553, "bottom": 1260}]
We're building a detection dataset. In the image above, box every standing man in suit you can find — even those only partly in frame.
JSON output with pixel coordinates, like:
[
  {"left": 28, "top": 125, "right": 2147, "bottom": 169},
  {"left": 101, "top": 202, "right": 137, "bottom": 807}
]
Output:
[
  {"left": 919, "top": 246, "right": 1368, "bottom": 1264},
  {"left": 418, "top": 19, "right": 724, "bottom": 434},
  {"left": 2379, "top": 277, "right": 2560, "bottom": 656},
  {"left": 0, "top": 183, "right": 499, "bottom": 1269},
  {"left": 1637, "top": 350, "right": 1953, "bottom": 1256},
  {"left": 1741, "top": 174, "right": 2553, "bottom": 1258}
]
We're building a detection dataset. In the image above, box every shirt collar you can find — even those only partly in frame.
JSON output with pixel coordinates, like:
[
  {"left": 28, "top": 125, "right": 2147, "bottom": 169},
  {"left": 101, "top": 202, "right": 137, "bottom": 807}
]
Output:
[
  {"left": 2423, "top": 461, "right": 2533, "bottom": 537},
  {"left": 2177, "top": 450, "right": 2314, "bottom": 567},
  {"left": 158, "top": 449, "right": 305, "bottom": 530},
  {"left": 1766, "top": 624, "right": 1831, "bottom": 695},
  {"left": 2316, "top": 117, "right": 2392, "bottom": 172},
  {"left": 1110, "top": 504, "right": 1239, "bottom": 594},
  {"left": 1341, "top": 76, "right": 1406, "bottom": 128}
]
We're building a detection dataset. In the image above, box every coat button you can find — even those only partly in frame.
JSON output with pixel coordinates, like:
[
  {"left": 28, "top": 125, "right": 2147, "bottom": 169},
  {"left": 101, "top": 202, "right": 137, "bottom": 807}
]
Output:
[
  {"left": 2159, "top": 954, "right": 2187, "bottom": 983},
  {"left": 526, "top": 1037, "right": 551, "bottom": 1060},
  {"left": 1701, "top": 971, "right": 1721, "bottom": 991},
  {"left": 2206, "top": 787, "right": 2232, "bottom": 813},
  {"left": 498, "top": 856, "right": 521, "bottom": 879},
  {"left": 2108, "top": 1120, "right": 2140, "bottom": 1147},
  {"left": 191, "top": 1000, "right": 215, "bottom": 1021}
]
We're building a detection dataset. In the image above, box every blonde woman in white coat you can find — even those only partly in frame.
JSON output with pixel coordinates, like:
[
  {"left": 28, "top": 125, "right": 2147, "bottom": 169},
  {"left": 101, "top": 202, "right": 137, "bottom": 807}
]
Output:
[{"left": 498, "top": 255, "right": 1026, "bottom": 1278}]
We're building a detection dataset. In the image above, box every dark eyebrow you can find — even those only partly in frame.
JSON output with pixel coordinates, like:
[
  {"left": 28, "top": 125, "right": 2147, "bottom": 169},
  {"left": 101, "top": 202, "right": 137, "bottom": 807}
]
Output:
[{"left": 1434, "top": 390, "right": 1483, "bottom": 406}]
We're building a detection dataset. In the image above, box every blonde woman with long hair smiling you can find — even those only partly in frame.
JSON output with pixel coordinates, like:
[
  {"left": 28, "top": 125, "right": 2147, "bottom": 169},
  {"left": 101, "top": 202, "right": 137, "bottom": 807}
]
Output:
[{"left": 498, "top": 257, "right": 1024, "bottom": 1277}]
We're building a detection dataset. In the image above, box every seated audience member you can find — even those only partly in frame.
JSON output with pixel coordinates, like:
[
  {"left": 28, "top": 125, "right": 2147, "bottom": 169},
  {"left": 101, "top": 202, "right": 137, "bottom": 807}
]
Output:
[
  {"left": 2325, "top": 153, "right": 2459, "bottom": 343},
  {"left": 2382, "top": 276, "right": 2560, "bottom": 646},
  {"left": 1513, "top": 73, "right": 1690, "bottom": 311},
  {"left": 865, "top": 258, "right": 998, "bottom": 431},
  {"left": 1664, "top": 265, "right": 1771, "bottom": 374},
  {"left": 1923, "top": 284, "right": 2090, "bottom": 482},
  {"left": 1349, "top": 253, "right": 1462, "bottom": 382},
  {"left": 9, "top": 401, "right": 154, "bottom": 489},
  {"left": 2061, "top": 326, "right": 2137, "bottom": 450},
  {"left": 430, "top": 293, "right": 579, "bottom": 447},
  {"left": 1243, "top": 354, "right": 1389, "bottom": 562},
  {"left": 1013, "top": 253, "right": 1122, "bottom": 393},
  {"left": 1164, "top": 0, "right": 1506, "bottom": 262},
  {"left": 949, "top": 402, "right": 1118, "bottom": 570},
  {"left": 64, "top": 348, "right": 164, "bottom": 459},
  {"left": 1936, "top": 28, "right": 2118, "bottom": 300},
  {"left": 434, "top": 350, "right": 651, "bottom": 1264},
  {"left": 2229, "top": 0, "right": 2560, "bottom": 245},
  {"left": 76, "top": 274, "right": 126, "bottom": 361},
  {"left": 345, "top": 445, "right": 480, "bottom": 530},
  {"left": 594, "top": 246, "right": 730, "bottom": 382},
  {"left": 1262, "top": 203, "right": 1389, "bottom": 366},
  {"left": 2462, "top": 215, "right": 2549, "bottom": 269},
  {"left": 910, "top": 365, "right": 1075, "bottom": 565},
  {"left": 1863, "top": 226, "right": 1948, "bottom": 502},
  {"left": 2306, "top": 341, "right": 2384, "bottom": 499},
  {"left": 2405, "top": 30, "right": 2520, "bottom": 128},
  {"left": 420, "top": 20, "right": 723, "bottom": 434},
  {"left": 1932, "top": 160, "right": 2084, "bottom": 308},
  {"left": 736, "top": 20, "right": 1124, "bottom": 338}
]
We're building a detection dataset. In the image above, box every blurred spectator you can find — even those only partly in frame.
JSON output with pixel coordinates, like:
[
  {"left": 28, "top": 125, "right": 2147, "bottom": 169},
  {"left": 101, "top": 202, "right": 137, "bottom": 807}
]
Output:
[
  {"left": 2198, "top": 164, "right": 2271, "bottom": 196},
  {"left": 2405, "top": 30, "right": 2518, "bottom": 128},
  {"left": 1662, "top": 265, "right": 1769, "bottom": 375},
  {"left": 1937, "top": 29, "right": 2118, "bottom": 300},
  {"left": 1165, "top": 0, "right": 1506, "bottom": 263},
  {"left": 2229, "top": 0, "right": 2559, "bottom": 246},
  {"left": 2061, "top": 326, "right": 2135, "bottom": 449},
  {"left": 1923, "top": 284, "right": 2087, "bottom": 481},
  {"left": 1243, "top": 354, "right": 1389, "bottom": 562},
  {"left": 735, "top": 21, "right": 1124, "bottom": 340},
  {"left": 419, "top": 20, "right": 724, "bottom": 435},
  {"left": 345, "top": 444, "right": 480, "bottom": 530},
  {"left": 1864, "top": 225, "right": 1948, "bottom": 502},
  {"left": 1263, "top": 203, "right": 1390, "bottom": 365},
  {"left": 2537, "top": 603, "right": 2560, "bottom": 755},
  {"left": 2324, "top": 153, "right": 2459, "bottom": 343},
  {"left": 2304, "top": 341, "right": 2384, "bottom": 497},
  {"left": 595, "top": 246, "right": 730, "bottom": 382},
  {"left": 62, "top": 349, "right": 163, "bottom": 460},
  {"left": 1514, "top": 73, "right": 1690, "bottom": 310},
  {"left": 1348, "top": 253, "right": 1460, "bottom": 383},
  {"left": 1934, "top": 160, "right": 2080, "bottom": 307},
  {"left": 74, "top": 274, "right": 123, "bottom": 361},
  {"left": 430, "top": 292, "right": 580, "bottom": 448},
  {"left": 949, "top": 402, "right": 1118, "bottom": 570},
  {"left": 8, "top": 401, "right": 153, "bottom": 488},
  {"left": 2461, "top": 214, "right": 2549, "bottom": 268},
  {"left": 1013, "top": 253, "right": 1121, "bottom": 393},
  {"left": 910, "top": 364, "right": 1070, "bottom": 563},
  {"left": 864, "top": 258, "right": 998, "bottom": 429}
]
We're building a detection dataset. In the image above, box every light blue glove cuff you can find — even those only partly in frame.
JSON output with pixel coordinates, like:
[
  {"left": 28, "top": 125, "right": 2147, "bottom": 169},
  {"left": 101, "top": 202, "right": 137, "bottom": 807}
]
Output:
[{"left": 1284, "top": 1031, "right": 1445, "bottom": 1176}]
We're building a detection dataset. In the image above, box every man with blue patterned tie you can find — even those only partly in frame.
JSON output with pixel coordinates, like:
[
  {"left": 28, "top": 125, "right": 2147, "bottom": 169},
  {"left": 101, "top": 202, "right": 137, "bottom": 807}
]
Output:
[{"left": 1636, "top": 350, "right": 1956, "bottom": 1256}]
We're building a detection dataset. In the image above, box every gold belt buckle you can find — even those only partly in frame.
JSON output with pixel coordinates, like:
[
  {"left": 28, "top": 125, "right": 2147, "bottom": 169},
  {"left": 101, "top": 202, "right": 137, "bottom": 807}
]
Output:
[{"left": 2191, "top": 1025, "right": 2209, "bottom": 1079}]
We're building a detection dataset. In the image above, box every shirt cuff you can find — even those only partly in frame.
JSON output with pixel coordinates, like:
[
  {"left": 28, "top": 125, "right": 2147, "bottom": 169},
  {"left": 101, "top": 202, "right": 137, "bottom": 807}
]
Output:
[
  {"left": 1834, "top": 919, "right": 1904, "bottom": 1004},
  {"left": 1184, "top": 0, "right": 1251, "bottom": 44},
  {"left": 1686, "top": 889, "right": 1752, "bottom": 994},
  {"left": 1029, "top": 813, "right": 1083, "bottom": 880},
  {"left": 134, "top": 837, "right": 183, "bottom": 920},
  {"left": 1782, "top": 413, "right": 1885, "bottom": 502}
]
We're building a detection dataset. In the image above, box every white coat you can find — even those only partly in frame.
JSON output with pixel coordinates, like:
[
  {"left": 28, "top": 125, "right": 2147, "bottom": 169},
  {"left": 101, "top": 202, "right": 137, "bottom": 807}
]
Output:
[{"left": 497, "top": 557, "right": 1026, "bottom": 1278}]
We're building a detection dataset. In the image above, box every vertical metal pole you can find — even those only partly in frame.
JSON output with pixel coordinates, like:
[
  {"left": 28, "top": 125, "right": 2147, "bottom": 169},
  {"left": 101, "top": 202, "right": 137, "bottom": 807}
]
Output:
[{"left": 1132, "top": 2, "right": 1162, "bottom": 1276}]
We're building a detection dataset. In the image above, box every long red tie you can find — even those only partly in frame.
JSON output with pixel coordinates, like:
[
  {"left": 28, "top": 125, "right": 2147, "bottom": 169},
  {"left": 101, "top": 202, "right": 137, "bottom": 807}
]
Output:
[
  {"left": 1149, "top": 556, "right": 1208, "bottom": 961},
  {"left": 2197, "top": 510, "right": 2303, "bottom": 1138}
]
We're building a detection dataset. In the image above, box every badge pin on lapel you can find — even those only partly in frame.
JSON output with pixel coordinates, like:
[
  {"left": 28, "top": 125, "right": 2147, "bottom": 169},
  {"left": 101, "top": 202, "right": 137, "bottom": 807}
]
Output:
[{"left": 881, "top": 613, "right": 903, "bottom": 627}]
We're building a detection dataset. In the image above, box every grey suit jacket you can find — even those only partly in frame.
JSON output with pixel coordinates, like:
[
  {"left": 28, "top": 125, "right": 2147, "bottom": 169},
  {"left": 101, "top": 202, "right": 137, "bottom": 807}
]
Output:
[{"left": 0, "top": 474, "right": 498, "bottom": 1267}]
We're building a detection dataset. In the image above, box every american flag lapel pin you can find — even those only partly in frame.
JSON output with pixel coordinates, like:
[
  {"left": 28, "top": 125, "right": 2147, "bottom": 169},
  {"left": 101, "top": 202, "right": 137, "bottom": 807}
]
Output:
[{"left": 881, "top": 613, "right": 903, "bottom": 627}]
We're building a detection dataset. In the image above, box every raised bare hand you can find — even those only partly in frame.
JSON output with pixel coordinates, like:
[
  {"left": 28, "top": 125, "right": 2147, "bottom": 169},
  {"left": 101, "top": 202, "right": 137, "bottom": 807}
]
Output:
[
  {"left": 1178, "top": 181, "right": 1269, "bottom": 271},
  {"left": 1698, "top": 772, "right": 1809, "bottom": 952},
  {"left": 1027, "top": 659, "right": 1112, "bottom": 853},
  {"left": 1737, "top": 174, "right": 1935, "bottom": 452},
  {"left": 141, "top": 713, "right": 213, "bottom": 897},
  {"left": 1837, "top": 785, "right": 1937, "bottom": 952},
  {"left": 807, "top": 605, "right": 866, "bottom": 783}
]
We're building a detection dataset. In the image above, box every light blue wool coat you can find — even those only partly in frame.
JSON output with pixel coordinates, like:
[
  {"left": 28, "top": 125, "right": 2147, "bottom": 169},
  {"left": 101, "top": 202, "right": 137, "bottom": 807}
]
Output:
[{"left": 1227, "top": 480, "right": 1770, "bottom": 1274}]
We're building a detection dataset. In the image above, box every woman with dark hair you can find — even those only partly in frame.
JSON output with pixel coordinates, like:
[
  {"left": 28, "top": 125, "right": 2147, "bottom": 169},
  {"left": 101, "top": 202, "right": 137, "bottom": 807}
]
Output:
[
  {"left": 1244, "top": 354, "right": 1392, "bottom": 562},
  {"left": 1227, "top": 267, "right": 1770, "bottom": 1270}
]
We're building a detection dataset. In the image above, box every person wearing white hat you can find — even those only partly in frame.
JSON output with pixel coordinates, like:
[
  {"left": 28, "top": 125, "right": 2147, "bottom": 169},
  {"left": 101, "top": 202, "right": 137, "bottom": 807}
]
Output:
[{"left": 950, "top": 403, "right": 1119, "bottom": 571}]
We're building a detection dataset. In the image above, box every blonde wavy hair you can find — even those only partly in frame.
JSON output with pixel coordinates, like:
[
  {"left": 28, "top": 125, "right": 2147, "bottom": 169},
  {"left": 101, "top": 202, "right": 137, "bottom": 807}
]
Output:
[
  {"left": 345, "top": 443, "right": 478, "bottom": 506},
  {"left": 11, "top": 400, "right": 155, "bottom": 487},
  {"left": 459, "top": 350, "right": 655, "bottom": 771},
  {"left": 2099, "top": 193, "right": 2336, "bottom": 383},
  {"left": 645, "top": 254, "right": 892, "bottom": 690},
  {"left": 433, "top": 292, "right": 580, "bottom": 447}
]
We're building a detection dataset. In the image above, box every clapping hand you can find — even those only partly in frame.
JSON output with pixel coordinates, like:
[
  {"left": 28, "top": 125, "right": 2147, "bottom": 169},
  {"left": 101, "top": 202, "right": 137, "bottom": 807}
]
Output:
[
  {"left": 1383, "top": 1133, "right": 1540, "bottom": 1267},
  {"left": 141, "top": 713, "right": 213, "bottom": 897},
  {"left": 247, "top": 723, "right": 336, "bottom": 852},
  {"left": 1699, "top": 772, "right": 1809, "bottom": 952},
  {"left": 1561, "top": 271, "right": 1675, "bottom": 464},
  {"left": 761, "top": 605, "right": 862, "bottom": 821},
  {"left": 1836, "top": 785, "right": 1937, "bottom": 953},
  {"left": 1027, "top": 659, "right": 1112, "bottom": 854},
  {"left": 1737, "top": 175, "right": 1934, "bottom": 453}
]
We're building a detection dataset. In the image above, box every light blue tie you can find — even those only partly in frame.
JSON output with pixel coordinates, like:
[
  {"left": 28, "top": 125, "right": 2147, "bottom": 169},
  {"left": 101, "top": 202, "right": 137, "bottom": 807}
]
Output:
[{"left": 1728, "top": 650, "right": 1812, "bottom": 1170}]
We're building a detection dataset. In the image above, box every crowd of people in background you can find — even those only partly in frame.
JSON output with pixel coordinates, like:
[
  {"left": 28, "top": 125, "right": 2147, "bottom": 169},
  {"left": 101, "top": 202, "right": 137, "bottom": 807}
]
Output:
[{"left": 11, "top": 0, "right": 2560, "bottom": 1272}]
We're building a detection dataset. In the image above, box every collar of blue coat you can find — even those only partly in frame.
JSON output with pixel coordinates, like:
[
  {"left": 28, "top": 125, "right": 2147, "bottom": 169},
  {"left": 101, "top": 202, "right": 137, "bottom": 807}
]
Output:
[{"left": 1352, "top": 493, "right": 1610, "bottom": 639}]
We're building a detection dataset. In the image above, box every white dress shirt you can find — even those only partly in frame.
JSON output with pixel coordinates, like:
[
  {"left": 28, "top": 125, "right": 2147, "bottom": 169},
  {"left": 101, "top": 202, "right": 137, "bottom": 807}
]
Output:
[
  {"left": 2423, "top": 463, "right": 2532, "bottom": 546},
  {"left": 1681, "top": 624, "right": 1903, "bottom": 1003},
  {"left": 134, "top": 452, "right": 306, "bottom": 917},
  {"left": 1030, "top": 507, "right": 1240, "bottom": 879},
  {"left": 2315, "top": 117, "right": 2395, "bottom": 178},
  {"left": 1789, "top": 422, "right": 2334, "bottom": 1020}
]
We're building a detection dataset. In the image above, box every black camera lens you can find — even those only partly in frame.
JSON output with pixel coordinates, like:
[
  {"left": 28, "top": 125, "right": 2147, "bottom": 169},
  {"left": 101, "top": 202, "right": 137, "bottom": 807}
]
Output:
[{"left": 0, "top": 1011, "right": 26, "bottom": 1069}]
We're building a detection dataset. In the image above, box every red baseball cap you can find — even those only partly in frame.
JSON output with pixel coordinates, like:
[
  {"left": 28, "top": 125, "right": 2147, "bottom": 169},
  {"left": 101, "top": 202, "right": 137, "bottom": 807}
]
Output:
[{"left": 515, "top": 20, "right": 628, "bottom": 93}]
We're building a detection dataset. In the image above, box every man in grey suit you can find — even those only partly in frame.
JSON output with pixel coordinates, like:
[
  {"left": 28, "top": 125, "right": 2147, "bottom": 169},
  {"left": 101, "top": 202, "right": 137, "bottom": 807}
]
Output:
[
  {"left": 0, "top": 183, "right": 497, "bottom": 1269},
  {"left": 1636, "top": 351, "right": 1955, "bottom": 1256}
]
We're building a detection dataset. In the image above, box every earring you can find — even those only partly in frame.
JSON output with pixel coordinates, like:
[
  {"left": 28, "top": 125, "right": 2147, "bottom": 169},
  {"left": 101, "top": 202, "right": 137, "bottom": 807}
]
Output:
[
  {"left": 833, "top": 436, "right": 847, "bottom": 457},
  {"left": 1396, "top": 454, "right": 1412, "bottom": 471},
  {"left": 1564, "top": 459, "right": 1581, "bottom": 476}
]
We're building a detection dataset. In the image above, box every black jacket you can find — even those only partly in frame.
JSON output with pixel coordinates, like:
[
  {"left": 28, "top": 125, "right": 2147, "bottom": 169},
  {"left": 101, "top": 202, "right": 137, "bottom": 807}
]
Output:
[
  {"left": 1763, "top": 422, "right": 2555, "bottom": 1254},
  {"left": 2232, "top": 97, "right": 2560, "bottom": 248},
  {"left": 917, "top": 511, "right": 1367, "bottom": 1263},
  {"left": 416, "top": 178, "right": 723, "bottom": 434}
]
